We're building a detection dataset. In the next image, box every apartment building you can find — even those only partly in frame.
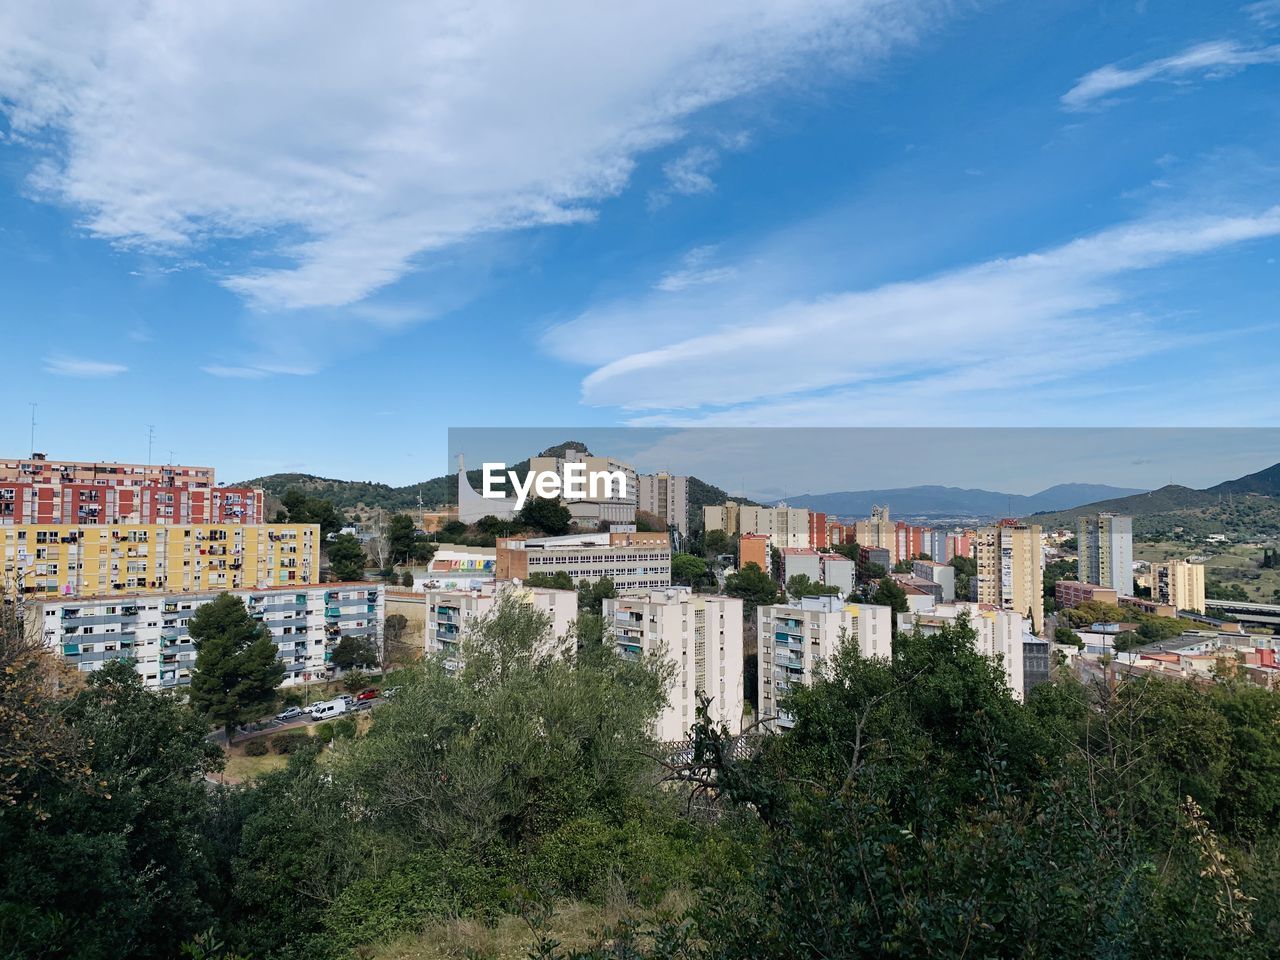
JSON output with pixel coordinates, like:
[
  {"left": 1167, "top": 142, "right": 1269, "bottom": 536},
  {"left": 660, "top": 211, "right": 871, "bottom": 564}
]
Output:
[
  {"left": 421, "top": 581, "right": 578, "bottom": 672},
  {"left": 495, "top": 531, "right": 671, "bottom": 593},
  {"left": 1054, "top": 580, "right": 1118, "bottom": 609},
  {"left": 738, "top": 533, "right": 769, "bottom": 572},
  {"left": 1077, "top": 513, "right": 1134, "bottom": 596},
  {"left": 913, "top": 559, "right": 955, "bottom": 602},
  {"left": 855, "top": 506, "right": 896, "bottom": 560},
  {"left": 739, "top": 505, "right": 810, "bottom": 549},
  {"left": 37, "top": 582, "right": 383, "bottom": 690},
  {"left": 781, "top": 548, "right": 821, "bottom": 584},
  {"left": 702, "top": 501, "right": 741, "bottom": 537},
  {"left": 822, "top": 555, "right": 856, "bottom": 596},
  {"left": 1, "top": 523, "right": 320, "bottom": 599},
  {"left": 757, "top": 596, "right": 893, "bottom": 730},
  {"left": 604, "top": 588, "right": 745, "bottom": 742},
  {"left": 975, "top": 521, "right": 1044, "bottom": 634},
  {"left": 900, "top": 602, "right": 1028, "bottom": 700},
  {"left": 1150, "top": 558, "right": 1206, "bottom": 614},
  {"left": 637, "top": 472, "right": 690, "bottom": 536}
]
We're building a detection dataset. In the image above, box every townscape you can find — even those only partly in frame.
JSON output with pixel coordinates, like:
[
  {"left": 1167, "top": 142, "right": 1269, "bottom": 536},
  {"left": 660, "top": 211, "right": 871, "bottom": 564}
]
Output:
[{"left": 4, "top": 442, "right": 1280, "bottom": 957}]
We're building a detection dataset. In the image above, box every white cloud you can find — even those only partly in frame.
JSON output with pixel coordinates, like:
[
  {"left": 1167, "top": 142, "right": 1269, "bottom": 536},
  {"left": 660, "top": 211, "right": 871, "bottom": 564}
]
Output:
[
  {"left": 44, "top": 356, "right": 127, "bottom": 377},
  {"left": 0, "top": 0, "right": 942, "bottom": 311},
  {"left": 1246, "top": 1, "right": 1280, "bottom": 28},
  {"left": 545, "top": 207, "right": 1280, "bottom": 415},
  {"left": 661, "top": 145, "right": 720, "bottom": 195},
  {"left": 1062, "top": 40, "right": 1280, "bottom": 111},
  {"left": 202, "top": 363, "right": 316, "bottom": 379},
  {"left": 654, "top": 245, "right": 738, "bottom": 292}
]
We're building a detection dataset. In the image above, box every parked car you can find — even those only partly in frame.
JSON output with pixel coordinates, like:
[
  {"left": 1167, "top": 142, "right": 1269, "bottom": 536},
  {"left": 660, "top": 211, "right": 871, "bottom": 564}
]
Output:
[
  {"left": 307, "top": 700, "right": 328, "bottom": 713},
  {"left": 338, "top": 694, "right": 356, "bottom": 706},
  {"left": 310, "top": 699, "right": 348, "bottom": 720},
  {"left": 356, "top": 688, "right": 379, "bottom": 702},
  {"left": 275, "top": 706, "right": 304, "bottom": 722}
]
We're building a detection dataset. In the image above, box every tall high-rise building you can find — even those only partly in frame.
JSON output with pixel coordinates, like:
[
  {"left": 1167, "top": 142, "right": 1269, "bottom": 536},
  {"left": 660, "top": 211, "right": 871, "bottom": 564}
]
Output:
[
  {"left": 855, "top": 506, "right": 896, "bottom": 561},
  {"left": 605, "top": 589, "right": 745, "bottom": 741},
  {"left": 738, "top": 505, "right": 810, "bottom": 549},
  {"left": 1150, "top": 558, "right": 1206, "bottom": 613},
  {"left": 975, "top": 521, "right": 1044, "bottom": 634},
  {"left": 1077, "top": 514, "right": 1134, "bottom": 596},
  {"left": 702, "top": 501, "right": 741, "bottom": 537},
  {"left": 637, "top": 472, "right": 689, "bottom": 536}
]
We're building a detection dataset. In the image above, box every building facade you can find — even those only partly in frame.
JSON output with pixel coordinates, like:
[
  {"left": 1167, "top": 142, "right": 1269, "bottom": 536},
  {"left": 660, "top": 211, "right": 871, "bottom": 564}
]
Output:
[
  {"left": 605, "top": 589, "right": 745, "bottom": 741},
  {"left": 2, "top": 523, "right": 320, "bottom": 599},
  {"left": 526, "top": 450, "right": 638, "bottom": 528},
  {"left": 702, "top": 501, "right": 741, "bottom": 537},
  {"left": 913, "top": 559, "right": 955, "bottom": 602},
  {"left": 738, "top": 534, "right": 769, "bottom": 573},
  {"left": 1150, "top": 558, "right": 1206, "bottom": 614},
  {"left": 495, "top": 531, "right": 671, "bottom": 593},
  {"left": 637, "top": 472, "right": 690, "bottom": 536},
  {"left": 975, "top": 522, "right": 1044, "bottom": 634},
  {"left": 1054, "top": 580, "right": 1119, "bottom": 609},
  {"left": 423, "top": 581, "right": 578, "bottom": 672},
  {"left": 739, "top": 505, "right": 811, "bottom": 550},
  {"left": 1077, "top": 513, "right": 1134, "bottom": 596},
  {"left": 757, "top": 596, "right": 893, "bottom": 730},
  {"left": 38, "top": 582, "right": 383, "bottom": 690},
  {"left": 900, "top": 602, "right": 1028, "bottom": 700}
]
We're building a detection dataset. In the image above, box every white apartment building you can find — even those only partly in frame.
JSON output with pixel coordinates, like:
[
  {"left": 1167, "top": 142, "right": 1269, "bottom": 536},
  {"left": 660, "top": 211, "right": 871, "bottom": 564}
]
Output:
[
  {"left": 913, "top": 559, "right": 956, "bottom": 602},
  {"left": 496, "top": 531, "right": 672, "bottom": 593},
  {"left": 637, "top": 473, "right": 690, "bottom": 536},
  {"left": 604, "top": 588, "right": 745, "bottom": 742},
  {"left": 757, "top": 596, "right": 893, "bottom": 730},
  {"left": 899, "top": 601, "right": 1027, "bottom": 700},
  {"left": 740, "top": 505, "right": 810, "bottom": 549},
  {"left": 37, "top": 582, "right": 384, "bottom": 691},
  {"left": 423, "top": 581, "right": 578, "bottom": 672}
]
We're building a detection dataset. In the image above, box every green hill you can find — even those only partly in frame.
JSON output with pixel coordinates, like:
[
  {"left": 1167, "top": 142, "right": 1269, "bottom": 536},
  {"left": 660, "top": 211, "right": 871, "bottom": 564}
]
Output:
[
  {"left": 1029, "top": 459, "right": 1280, "bottom": 541},
  {"left": 241, "top": 440, "right": 740, "bottom": 525}
]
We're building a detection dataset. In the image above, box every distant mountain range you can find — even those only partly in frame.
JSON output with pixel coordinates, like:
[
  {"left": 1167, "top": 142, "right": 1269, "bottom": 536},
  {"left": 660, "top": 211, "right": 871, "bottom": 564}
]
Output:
[
  {"left": 775, "top": 483, "right": 1147, "bottom": 520},
  {"left": 1028, "top": 460, "right": 1280, "bottom": 536}
]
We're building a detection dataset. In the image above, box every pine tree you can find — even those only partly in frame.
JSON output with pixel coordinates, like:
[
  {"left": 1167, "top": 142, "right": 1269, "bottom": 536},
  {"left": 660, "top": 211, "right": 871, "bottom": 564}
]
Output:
[{"left": 187, "top": 593, "right": 285, "bottom": 743}]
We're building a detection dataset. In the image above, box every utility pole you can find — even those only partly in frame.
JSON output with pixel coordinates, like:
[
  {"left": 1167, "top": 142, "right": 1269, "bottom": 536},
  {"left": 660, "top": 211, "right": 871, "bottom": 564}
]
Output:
[
  {"left": 147, "top": 425, "right": 155, "bottom": 467},
  {"left": 28, "top": 403, "right": 37, "bottom": 457}
]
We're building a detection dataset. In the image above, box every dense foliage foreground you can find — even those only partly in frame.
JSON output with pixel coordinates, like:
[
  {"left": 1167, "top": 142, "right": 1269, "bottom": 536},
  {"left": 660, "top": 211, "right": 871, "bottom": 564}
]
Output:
[{"left": 2, "top": 596, "right": 1280, "bottom": 959}]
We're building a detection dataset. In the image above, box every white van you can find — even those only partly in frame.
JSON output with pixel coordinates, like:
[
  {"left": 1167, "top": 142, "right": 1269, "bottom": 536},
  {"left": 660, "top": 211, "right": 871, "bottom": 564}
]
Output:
[{"left": 309, "top": 698, "right": 348, "bottom": 721}]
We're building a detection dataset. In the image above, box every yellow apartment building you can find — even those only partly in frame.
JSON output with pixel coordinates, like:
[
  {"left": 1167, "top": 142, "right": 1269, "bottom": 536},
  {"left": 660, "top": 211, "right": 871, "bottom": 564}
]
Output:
[{"left": 1, "top": 523, "right": 320, "bottom": 599}]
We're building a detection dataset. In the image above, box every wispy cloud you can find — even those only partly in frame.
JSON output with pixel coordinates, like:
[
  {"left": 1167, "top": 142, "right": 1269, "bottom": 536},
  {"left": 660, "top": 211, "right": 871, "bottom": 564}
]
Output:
[
  {"left": 1062, "top": 40, "right": 1280, "bottom": 111},
  {"left": 0, "top": 1, "right": 944, "bottom": 311},
  {"left": 1246, "top": 1, "right": 1280, "bottom": 28},
  {"left": 544, "top": 207, "right": 1280, "bottom": 418},
  {"left": 202, "top": 363, "right": 316, "bottom": 379},
  {"left": 44, "top": 356, "right": 127, "bottom": 378},
  {"left": 654, "top": 245, "right": 738, "bottom": 292}
]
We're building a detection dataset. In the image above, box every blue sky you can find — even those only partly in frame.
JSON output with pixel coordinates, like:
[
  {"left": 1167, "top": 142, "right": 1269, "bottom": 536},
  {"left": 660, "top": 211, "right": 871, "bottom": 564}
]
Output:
[{"left": 1, "top": 1, "right": 1278, "bottom": 488}]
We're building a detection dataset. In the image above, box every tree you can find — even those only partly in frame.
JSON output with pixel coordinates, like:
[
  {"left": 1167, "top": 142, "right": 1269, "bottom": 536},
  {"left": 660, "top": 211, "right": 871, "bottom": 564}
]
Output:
[
  {"left": 525, "top": 571, "right": 575, "bottom": 590},
  {"left": 383, "top": 613, "right": 415, "bottom": 666},
  {"left": 703, "top": 529, "right": 732, "bottom": 558},
  {"left": 725, "top": 562, "right": 781, "bottom": 614},
  {"left": 187, "top": 594, "right": 285, "bottom": 743},
  {"left": 280, "top": 489, "right": 343, "bottom": 537},
  {"left": 327, "top": 532, "right": 367, "bottom": 582},
  {"left": 1207, "top": 578, "right": 1250, "bottom": 602},
  {"left": 342, "top": 669, "right": 370, "bottom": 694},
  {"left": 577, "top": 577, "right": 617, "bottom": 615},
  {"left": 785, "top": 574, "right": 838, "bottom": 599},
  {"left": 634, "top": 510, "right": 665, "bottom": 533},
  {"left": 332, "top": 636, "right": 379, "bottom": 671},
  {"left": 517, "top": 496, "right": 572, "bottom": 536},
  {"left": 870, "top": 576, "right": 909, "bottom": 637},
  {"left": 672, "top": 552, "right": 707, "bottom": 586},
  {"left": 401, "top": 570, "right": 414, "bottom": 588},
  {"left": 892, "top": 559, "right": 914, "bottom": 574},
  {"left": 1055, "top": 624, "right": 1082, "bottom": 647}
]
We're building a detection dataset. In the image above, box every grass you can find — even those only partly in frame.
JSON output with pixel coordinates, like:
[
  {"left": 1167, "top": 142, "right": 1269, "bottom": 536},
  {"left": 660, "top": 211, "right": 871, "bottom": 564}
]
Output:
[
  {"left": 1136, "top": 540, "right": 1280, "bottom": 604},
  {"left": 370, "top": 894, "right": 693, "bottom": 960},
  {"left": 222, "top": 751, "right": 289, "bottom": 782}
]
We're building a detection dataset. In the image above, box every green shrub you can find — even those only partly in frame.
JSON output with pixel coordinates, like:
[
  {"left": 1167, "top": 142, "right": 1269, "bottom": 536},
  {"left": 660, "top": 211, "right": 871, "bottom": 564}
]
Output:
[
  {"left": 314, "top": 722, "right": 335, "bottom": 743},
  {"left": 333, "top": 717, "right": 357, "bottom": 740},
  {"left": 270, "top": 730, "right": 311, "bottom": 755},
  {"left": 280, "top": 690, "right": 304, "bottom": 708},
  {"left": 243, "top": 738, "right": 269, "bottom": 757}
]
